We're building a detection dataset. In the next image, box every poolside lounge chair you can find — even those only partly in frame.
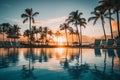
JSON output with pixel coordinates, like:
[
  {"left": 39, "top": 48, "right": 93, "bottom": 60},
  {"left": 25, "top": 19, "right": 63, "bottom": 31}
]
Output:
[
  {"left": 101, "top": 40, "right": 107, "bottom": 48},
  {"left": 107, "top": 39, "right": 115, "bottom": 48},
  {"left": 3, "top": 41, "right": 12, "bottom": 48},
  {"left": 12, "top": 42, "right": 22, "bottom": 48},
  {"left": 93, "top": 39, "right": 101, "bottom": 48}
]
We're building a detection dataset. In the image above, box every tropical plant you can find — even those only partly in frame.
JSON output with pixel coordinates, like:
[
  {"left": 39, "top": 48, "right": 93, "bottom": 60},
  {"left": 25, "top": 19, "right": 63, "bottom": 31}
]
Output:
[
  {"left": 66, "top": 10, "right": 86, "bottom": 45},
  {"left": 21, "top": 8, "right": 39, "bottom": 45},
  {"left": 68, "top": 27, "right": 74, "bottom": 44},
  {"left": 23, "top": 29, "right": 31, "bottom": 43},
  {"left": 113, "top": 0, "right": 120, "bottom": 37},
  {"left": 97, "top": 0, "right": 114, "bottom": 39},
  {"left": 60, "top": 23, "right": 69, "bottom": 46},
  {"left": 1, "top": 23, "right": 11, "bottom": 42},
  {"left": 88, "top": 8, "right": 107, "bottom": 40},
  {"left": 55, "top": 31, "right": 61, "bottom": 45}
]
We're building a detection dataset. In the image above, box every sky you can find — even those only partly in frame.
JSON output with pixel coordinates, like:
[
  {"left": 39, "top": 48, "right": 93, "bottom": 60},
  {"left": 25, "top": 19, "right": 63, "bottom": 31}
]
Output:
[{"left": 0, "top": 0, "right": 117, "bottom": 37}]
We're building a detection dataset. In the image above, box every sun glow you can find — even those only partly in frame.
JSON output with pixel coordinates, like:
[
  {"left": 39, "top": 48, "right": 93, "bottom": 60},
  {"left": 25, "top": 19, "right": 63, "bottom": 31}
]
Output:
[{"left": 54, "top": 36, "right": 66, "bottom": 45}]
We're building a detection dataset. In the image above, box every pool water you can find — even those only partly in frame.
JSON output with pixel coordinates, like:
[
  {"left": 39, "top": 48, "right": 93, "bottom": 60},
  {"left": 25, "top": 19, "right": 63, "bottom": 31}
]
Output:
[{"left": 0, "top": 48, "right": 120, "bottom": 80}]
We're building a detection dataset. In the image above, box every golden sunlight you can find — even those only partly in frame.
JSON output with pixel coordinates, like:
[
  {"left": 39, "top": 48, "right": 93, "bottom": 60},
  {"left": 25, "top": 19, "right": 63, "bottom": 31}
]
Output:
[{"left": 54, "top": 36, "right": 66, "bottom": 45}]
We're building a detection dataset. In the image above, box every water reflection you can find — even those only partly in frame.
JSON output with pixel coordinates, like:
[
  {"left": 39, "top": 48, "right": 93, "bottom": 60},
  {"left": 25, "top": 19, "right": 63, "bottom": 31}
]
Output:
[
  {"left": 94, "top": 48, "right": 101, "bottom": 57},
  {"left": 0, "top": 48, "right": 120, "bottom": 80}
]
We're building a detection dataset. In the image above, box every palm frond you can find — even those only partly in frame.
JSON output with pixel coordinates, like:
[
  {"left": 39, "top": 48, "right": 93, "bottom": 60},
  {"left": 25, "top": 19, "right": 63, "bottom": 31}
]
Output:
[
  {"left": 78, "top": 12, "right": 83, "bottom": 17},
  {"left": 23, "top": 18, "right": 28, "bottom": 23},
  {"left": 21, "top": 14, "right": 28, "bottom": 18},
  {"left": 32, "top": 12, "right": 39, "bottom": 16},
  {"left": 25, "top": 8, "right": 32, "bottom": 15},
  {"left": 69, "top": 11, "right": 76, "bottom": 15},
  {"left": 67, "top": 19, "right": 74, "bottom": 24},
  {"left": 88, "top": 17, "right": 97, "bottom": 22},
  {"left": 93, "top": 17, "right": 99, "bottom": 25}
]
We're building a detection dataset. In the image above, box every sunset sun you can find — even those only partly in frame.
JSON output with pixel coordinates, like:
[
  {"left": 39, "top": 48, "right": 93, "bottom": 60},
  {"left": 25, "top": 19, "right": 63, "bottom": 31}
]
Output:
[{"left": 54, "top": 36, "right": 66, "bottom": 45}]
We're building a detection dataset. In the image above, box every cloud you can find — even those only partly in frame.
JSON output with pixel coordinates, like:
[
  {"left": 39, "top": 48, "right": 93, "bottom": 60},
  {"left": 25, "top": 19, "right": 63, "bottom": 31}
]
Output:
[
  {"left": 4, "top": 18, "right": 25, "bottom": 25},
  {"left": 3, "top": 16, "right": 67, "bottom": 32},
  {"left": 44, "top": 16, "right": 67, "bottom": 24}
]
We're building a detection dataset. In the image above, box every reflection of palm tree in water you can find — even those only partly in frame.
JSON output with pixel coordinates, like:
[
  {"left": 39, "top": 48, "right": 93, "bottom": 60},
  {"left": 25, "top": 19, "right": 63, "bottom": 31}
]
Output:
[
  {"left": 102, "top": 49, "right": 107, "bottom": 79},
  {"left": 116, "top": 49, "right": 120, "bottom": 69},
  {"left": 22, "top": 47, "right": 36, "bottom": 79},
  {"left": 39, "top": 48, "right": 48, "bottom": 63},
  {"left": 60, "top": 48, "right": 69, "bottom": 69},
  {"left": 108, "top": 49, "right": 115, "bottom": 74},
  {"left": 63, "top": 48, "right": 69, "bottom": 69},
  {"left": 0, "top": 48, "right": 8, "bottom": 68}
]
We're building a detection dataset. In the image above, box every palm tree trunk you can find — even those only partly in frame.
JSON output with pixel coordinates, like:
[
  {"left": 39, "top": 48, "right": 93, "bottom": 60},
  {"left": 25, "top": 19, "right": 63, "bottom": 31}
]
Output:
[
  {"left": 76, "top": 25, "right": 80, "bottom": 45},
  {"left": 29, "top": 17, "right": 32, "bottom": 46},
  {"left": 80, "top": 26, "right": 82, "bottom": 45},
  {"left": 29, "top": 17, "right": 32, "bottom": 73},
  {"left": 116, "top": 10, "right": 120, "bottom": 37},
  {"left": 3, "top": 33, "right": 4, "bottom": 44},
  {"left": 72, "top": 33, "right": 73, "bottom": 45},
  {"left": 65, "top": 29, "right": 68, "bottom": 46},
  {"left": 109, "top": 9, "right": 113, "bottom": 39},
  {"left": 103, "top": 50, "right": 107, "bottom": 77},
  {"left": 79, "top": 27, "right": 82, "bottom": 65},
  {"left": 101, "top": 19, "right": 107, "bottom": 40}
]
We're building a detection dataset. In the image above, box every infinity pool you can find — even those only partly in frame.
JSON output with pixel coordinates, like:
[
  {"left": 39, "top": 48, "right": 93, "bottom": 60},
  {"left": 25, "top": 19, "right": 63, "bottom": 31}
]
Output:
[{"left": 0, "top": 48, "right": 120, "bottom": 80}]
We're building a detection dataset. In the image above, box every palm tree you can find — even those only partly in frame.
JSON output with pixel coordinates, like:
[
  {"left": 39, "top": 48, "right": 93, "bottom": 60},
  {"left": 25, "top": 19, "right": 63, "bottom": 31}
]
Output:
[
  {"left": 97, "top": 0, "right": 114, "bottom": 39},
  {"left": 21, "top": 8, "right": 39, "bottom": 45},
  {"left": 88, "top": 8, "right": 107, "bottom": 40},
  {"left": 55, "top": 31, "right": 61, "bottom": 45},
  {"left": 68, "top": 27, "right": 74, "bottom": 44},
  {"left": 48, "top": 30, "right": 54, "bottom": 45},
  {"left": 1, "top": 23, "right": 11, "bottom": 42},
  {"left": 113, "top": 0, "right": 120, "bottom": 37},
  {"left": 77, "top": 16, "right": 86, "bottom": 45},
  {"left": 32, "top": 26, "right": 39, "bottom": 43},
  {"left": 66, "top": 10, "right": 86, "bottom": 45},
  {"left": 60, "top": 23, "right": 69, "bottom": 46},
  {"left": 23, "top": 29, "right": 31, "bottom": 43},
  {"left": 11, "top": 25, "right": 21, "bottom": 42},
  {"left": 38, "top": 26, "right": 43, "bottom": 45},
  {"left": 44, "top": 27, "right": 49, "bottom": 45}
]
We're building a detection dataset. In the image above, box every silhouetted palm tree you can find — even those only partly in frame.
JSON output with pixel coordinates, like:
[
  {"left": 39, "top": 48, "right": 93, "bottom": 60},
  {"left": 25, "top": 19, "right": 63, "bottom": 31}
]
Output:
[
  {"left": 88, "top": 8, "right": 107, "bottom": 40},
  {"left": 44, "top": 27, "right": 49, "bottom": 45},
  {"left": 78, "top": 16, "right": 86, "bottom": 45},
  {"left": 10, "top": 25, "right": 21, "bottom": 42},
  {"left": 21, "top": 8, "right": 39, "bottom": 45},
  {"left": 23, "top": 29, "right": 31, "bottom": 43},
  {"left": 60, "top": 23, "right": 69, "bottom": 46},
  {"left": 55, "top": 31, "right": 61, "bottom": 45},
  {"left": 68, "top": 27, "right": 74, "bottom": 44},
  {"left": 97, "top": 0, "right": 114, "bottom": 39},
  {"left": 1, "top": 23, "right": 11, "bottom": 42},
  {"left": 48, "top": 30, "right": 54, "bottom": 44},
  {"left": 113, "top": 0, "right": 120, "bottom": 37},
  {"left": 66, "top": 10, "right": 86, "bottom": 45}
]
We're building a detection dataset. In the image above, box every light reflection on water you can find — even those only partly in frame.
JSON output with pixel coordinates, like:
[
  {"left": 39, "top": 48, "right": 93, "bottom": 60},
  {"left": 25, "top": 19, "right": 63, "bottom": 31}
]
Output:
[{"left": 0, "top": 48, "right": 120, "bottom": 80}]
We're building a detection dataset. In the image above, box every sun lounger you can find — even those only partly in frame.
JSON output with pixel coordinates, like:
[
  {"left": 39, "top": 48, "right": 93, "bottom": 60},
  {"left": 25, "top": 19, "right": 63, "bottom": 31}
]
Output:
[
  {"left": 93, "top": 39, "right": 101, "bottom": 48},
  {"left": 101, "top": 40, "right": 106, "bottom": 48},
  {"left": 3, "top": 41, "right": 12, "bottom": 48},
  {"left": 107, "top": 39, "right": 115, "bottom": 48}
]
